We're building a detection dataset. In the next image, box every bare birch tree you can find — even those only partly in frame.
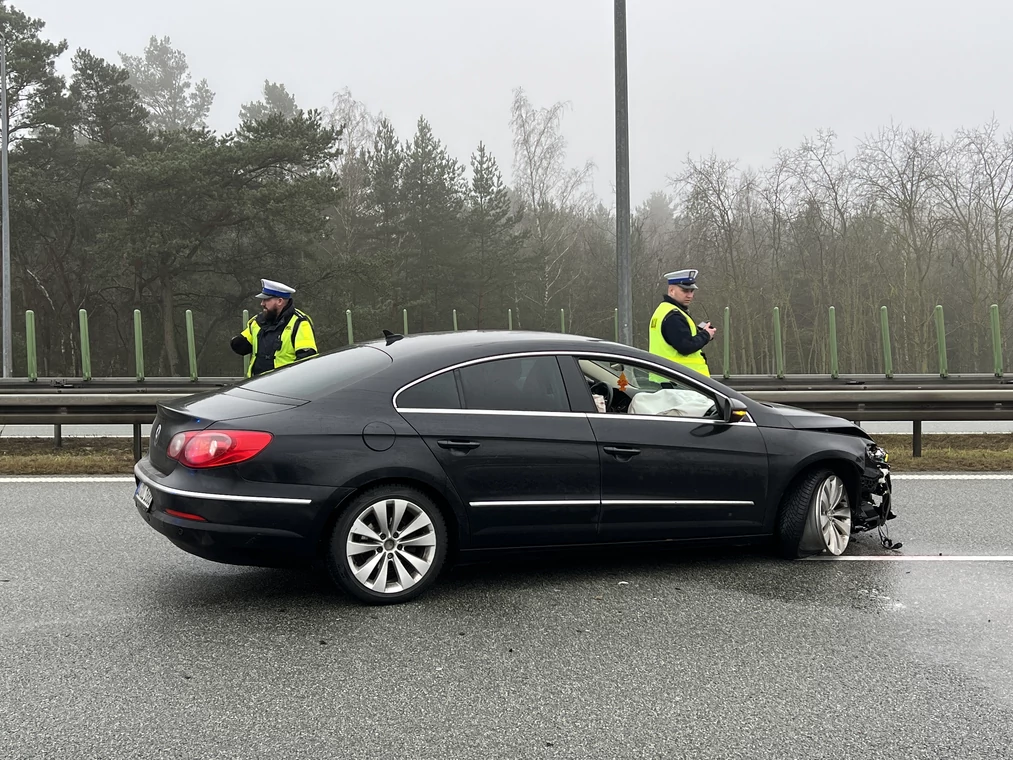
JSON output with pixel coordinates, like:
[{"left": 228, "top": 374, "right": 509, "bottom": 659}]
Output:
[{"left": 509, "top": 88, "right": 595, "bottom": 328}]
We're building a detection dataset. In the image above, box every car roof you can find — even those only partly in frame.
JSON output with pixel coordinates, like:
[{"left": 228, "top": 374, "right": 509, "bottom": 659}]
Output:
[
  {"left": 358, "top": 329, "right": 641, "bottom": 369},
  {"left": 354, "top": 329, "right": 714, "bottom": 384},
  {"left": 367, "top": 329, "right": 607, "bottom": 354}
]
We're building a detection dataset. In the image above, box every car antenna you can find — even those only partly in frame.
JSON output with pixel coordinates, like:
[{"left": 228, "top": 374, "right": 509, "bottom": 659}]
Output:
[{"left": 382, "top": 329, "right": 404, "bottom": 346}]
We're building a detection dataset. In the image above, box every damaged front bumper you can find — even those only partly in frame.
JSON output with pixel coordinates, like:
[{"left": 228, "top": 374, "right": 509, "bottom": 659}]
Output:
[{"left": 854, "top": 443, "right": 896, "bottom": 534}]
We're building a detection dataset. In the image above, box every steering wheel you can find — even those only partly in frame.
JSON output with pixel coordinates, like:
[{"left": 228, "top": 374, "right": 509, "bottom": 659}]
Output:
[{"left": 589, "top": 380, "right": 613, "bottom": 412}]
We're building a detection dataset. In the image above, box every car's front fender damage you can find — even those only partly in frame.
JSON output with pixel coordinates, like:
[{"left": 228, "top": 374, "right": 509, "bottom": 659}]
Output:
[{"left": 853, "top": 442, "right": 899, "bottom": 547}]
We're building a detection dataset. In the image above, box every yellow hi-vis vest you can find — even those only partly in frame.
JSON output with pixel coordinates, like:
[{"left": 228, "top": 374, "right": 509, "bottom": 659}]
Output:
[
  {"left": 648, "top": 301, "right": 711, "bottom": 378},
  {"left": 241, "top": 308, "right": 317, "bottom": 378}
]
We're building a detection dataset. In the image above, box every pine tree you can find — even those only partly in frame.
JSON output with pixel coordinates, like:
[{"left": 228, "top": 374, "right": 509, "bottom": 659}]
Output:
[
  {"left": 361, "top": 119, "right": 406, "bottom": 318},
  {"left": 118, "top": 36, "right": 214, "bottom": 131},
  {"left": 103, "top": 114, "right": 341, "bottom": 374},
  {"left": 401, "top": 117, "right": 465, "bottom": 330},
  {"left": 11, "top": 48, "right": 152, "bottom": 374},
  {"left": 240, "top": 81, "right": 299, "bottom": 123},
  {"left": 70, "top": 50, "right": 150, "bottom": 150},
  {"left": 465, "top": 142, "right": 526, "bottom": 327}
]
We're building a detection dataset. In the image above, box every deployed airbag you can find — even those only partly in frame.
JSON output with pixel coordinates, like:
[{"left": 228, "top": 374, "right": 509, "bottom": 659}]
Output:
[{"left": 627, "top": 389, "right": 712, "bottom": 418}]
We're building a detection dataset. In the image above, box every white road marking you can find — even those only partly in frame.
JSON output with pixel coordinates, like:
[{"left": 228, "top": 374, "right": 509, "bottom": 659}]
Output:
[
  {"left": 891, "top": 473, "right": 1013, "bottom": 480},
  {"left": 0, "top": 476, "right": 135, "bottom": 483},
  {"left": 805, "top": 555, "right": 1013, "bottom": 561}
]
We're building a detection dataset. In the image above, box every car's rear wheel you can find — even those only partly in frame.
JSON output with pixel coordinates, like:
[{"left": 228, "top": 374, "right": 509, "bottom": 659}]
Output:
[
  {"left": 326, "top": 485, "right": 447, "bottom": 604},
  {"left": 776, "top": 469, "right": 852, "bottom": 559}
]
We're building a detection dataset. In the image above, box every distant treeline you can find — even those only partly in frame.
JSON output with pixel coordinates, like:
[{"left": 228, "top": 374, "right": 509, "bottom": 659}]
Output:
[{"left": 1, "top": 2, "right": 1009, "bottom": 377}]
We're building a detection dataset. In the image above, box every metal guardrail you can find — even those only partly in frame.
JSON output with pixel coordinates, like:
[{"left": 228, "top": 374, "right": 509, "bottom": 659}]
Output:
[
  {"left": 2, "top": 371, "right": 1013, "bottom": 392},
  {"left": 9, "top": 301, "right": 1012, "bottom": 382},
  {"left": 5, "top": 387, "right": 1013, "bottom": 421},
  {"left": 0, "top": 377, "right": 235, "bottom": 392},
  {"left": 745, "top": 389, "right": 1013, "bottom": 421},
  {"left": 6, "top": 300, "right": 1010, "bottom": 462},
  {"left": 4, "top": 378, "right": 1013, "bottom": 460}
]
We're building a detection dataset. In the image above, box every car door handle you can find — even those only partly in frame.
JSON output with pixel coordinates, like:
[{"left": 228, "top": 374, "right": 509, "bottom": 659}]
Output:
[
  {"left": 437, "top": 439, "right": 481, "bottom": 451},
  {"left": 603, "top": 445, "right": 641, "bottom": 459}
]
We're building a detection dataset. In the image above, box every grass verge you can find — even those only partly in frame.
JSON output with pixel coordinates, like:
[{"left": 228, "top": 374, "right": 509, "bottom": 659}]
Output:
[
  {"left": 0, "top": 437, "right": 148, "bottom": 475},
  {"left": 873, "top": 434, "right": 1013, "bottom": 472},
  {"left": 2, "top": 433, "right": 1013, "bottom": 475}
]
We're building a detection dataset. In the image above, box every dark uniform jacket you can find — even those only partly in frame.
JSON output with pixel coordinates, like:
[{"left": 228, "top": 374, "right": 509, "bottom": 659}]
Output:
[
  {"left": 660, "top": 295, "right": 711, "bottom": 356},
  {"left": 230, "top": 299, "right": 315, "bottom": 376}
]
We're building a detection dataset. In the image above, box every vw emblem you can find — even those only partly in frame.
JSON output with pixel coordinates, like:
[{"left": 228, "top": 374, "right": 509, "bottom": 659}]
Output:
[{"left": 153, "top": 424, "right": 162, "bottom": 442}]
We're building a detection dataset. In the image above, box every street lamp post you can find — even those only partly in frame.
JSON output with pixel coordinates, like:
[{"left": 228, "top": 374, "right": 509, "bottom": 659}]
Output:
[
  {"left": 614, "top": 0, "right": 633, "bottom": 346},
  {"left": 0, "top": 32, "right": 10, "bottom": 378}
]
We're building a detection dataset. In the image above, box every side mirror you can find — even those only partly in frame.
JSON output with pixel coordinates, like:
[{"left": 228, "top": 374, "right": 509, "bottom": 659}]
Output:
[{"left": 728, "top": 398, "right": 749, "bottom": 423}]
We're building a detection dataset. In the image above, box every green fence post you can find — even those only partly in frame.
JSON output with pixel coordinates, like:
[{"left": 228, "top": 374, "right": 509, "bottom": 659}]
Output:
[
  {"left": 403, "top": 309, "right": 409, "bottom": 335},
  {"left": 242, "top": 310, "right": 250, "bottom": 377},
  {"left": 78, "top": 309, "right": 92, "bottom": 381},
  {"left": 880, "top": 306, "right": 893, "bottom": 379},
  {"left": 508, "top": 308, "right": 513, "bottom": 330},
  {"left": 614, "top": 308, "right": 618, "bottom": 342},
  {"left": 560, "top": 308, "right": 566, "bottom": 333},
  {"left": 828, "top": 306, "right": 839, "bottom": 379},
  {"left": 133, "top": 309, "right": 144, "bottom": 381},
  {"left": 185, "top": 309, "right": 198, "bottom": 381},
  {"left": 722, "top": 306, "right": 730, "bottom": 379},
  {"left": 991, "top": 304, "right": 1003, "bottom": 377},
  {"left": 25, "top": 311, "right": 37, "bottom": 382},
  {"left": 934, "top": 305, "right": 948, "bottom": 378},
  {"left": 453, "top": 309, "right": 459, "bottom": 331},
  {"left": 773, "top": 307, "right": 784, "bottom": 379},
  {"left": 346, "top": 309, "right": 354, "bottom": 344}
]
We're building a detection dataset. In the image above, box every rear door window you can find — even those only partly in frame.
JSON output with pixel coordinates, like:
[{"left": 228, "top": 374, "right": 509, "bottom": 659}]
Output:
[
  {"left": 398, "top": 371, "right": 462, "bottom": 409},
  {"left": 457, "top": 356, "right": 569, "bottom": 413}
]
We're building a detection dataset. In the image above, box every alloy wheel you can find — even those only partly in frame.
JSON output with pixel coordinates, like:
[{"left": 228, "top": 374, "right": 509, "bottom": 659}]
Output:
[
  {"left": 816, "top": 475, "right": 851, "bottom": 555},
  {"left": 345, "top": 498, "right": 438, "bottom": 594}
]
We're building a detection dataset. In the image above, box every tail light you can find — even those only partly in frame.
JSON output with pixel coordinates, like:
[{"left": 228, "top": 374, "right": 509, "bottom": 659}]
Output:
[
  {"left": 165, "top": 508, "right": 207, "bottom": 522},
  {"left": 166, "top": 430, "right": 273, "bottom": 468}
]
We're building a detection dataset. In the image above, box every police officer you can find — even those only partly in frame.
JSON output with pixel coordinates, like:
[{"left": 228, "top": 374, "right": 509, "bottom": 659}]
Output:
[
  {"left": 648, "top": 269, "right": 715, "bottom": 378},
  {"left": 230, "top": 279, "right": 318, "bottom": 377}
]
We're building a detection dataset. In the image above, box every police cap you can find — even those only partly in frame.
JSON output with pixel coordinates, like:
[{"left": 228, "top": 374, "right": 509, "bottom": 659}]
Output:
[
  {"left": 255, "top": 279, "right": 295, "bottom": 299},
  {"left": 665, "top": 269, "right": 699, "bottom": 291}
]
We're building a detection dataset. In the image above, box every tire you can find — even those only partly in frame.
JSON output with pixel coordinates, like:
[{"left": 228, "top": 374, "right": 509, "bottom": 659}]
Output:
[
  {"left": 326, "top": 485, "right": 448, "bottom": 605},
  {"left": 776, "top": 469, "right": 852, "bottom": 559}
]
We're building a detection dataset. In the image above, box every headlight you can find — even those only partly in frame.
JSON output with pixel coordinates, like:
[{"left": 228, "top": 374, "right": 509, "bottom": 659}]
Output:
[{"left": 867, "top": 443, "right": 889, "bottom": 464}]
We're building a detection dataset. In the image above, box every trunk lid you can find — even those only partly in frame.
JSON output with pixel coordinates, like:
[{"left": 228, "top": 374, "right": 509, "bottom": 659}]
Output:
[{"left": 148, "top": 387, "right": 306, "bottom": 474}]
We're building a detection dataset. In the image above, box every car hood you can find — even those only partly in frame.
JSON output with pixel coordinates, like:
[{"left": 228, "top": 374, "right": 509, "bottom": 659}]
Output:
[{"left": 759, "top": 402, "right": 869, "bottom": 435}]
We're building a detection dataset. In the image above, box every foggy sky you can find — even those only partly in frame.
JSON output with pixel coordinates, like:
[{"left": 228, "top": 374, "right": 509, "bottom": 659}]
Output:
[{"left": 16, "top": 0, "right": 1013, "bottom": 207}]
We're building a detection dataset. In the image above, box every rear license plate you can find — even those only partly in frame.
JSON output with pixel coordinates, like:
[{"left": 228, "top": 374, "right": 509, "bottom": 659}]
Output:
[{"left": 135, "top": 482, "right": 153, "bottom": 511}]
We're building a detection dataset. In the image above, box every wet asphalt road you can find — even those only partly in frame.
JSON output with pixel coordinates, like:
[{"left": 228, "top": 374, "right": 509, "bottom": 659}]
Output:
[{"left": 2, "top": 478, "right": 1012, "bottom": 760}]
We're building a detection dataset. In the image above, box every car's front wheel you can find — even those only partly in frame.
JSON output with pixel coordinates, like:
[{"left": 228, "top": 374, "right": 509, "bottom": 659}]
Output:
[
  {"left": 776, "top": 469, "right": 853, "bottom": 558},
  {"left": 326, "top": 485, "right": 447, "bottom": 604}
]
